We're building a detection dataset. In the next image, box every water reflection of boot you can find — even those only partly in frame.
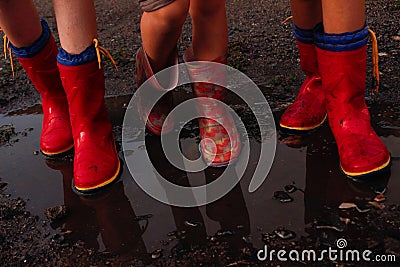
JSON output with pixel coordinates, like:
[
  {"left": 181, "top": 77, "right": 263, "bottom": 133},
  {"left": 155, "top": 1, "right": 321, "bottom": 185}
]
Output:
[
  {"left": 146, "top": 135, "right": 208, "bottom": 247},
  {"left": 79, "top": 182, "right": 149, "bottom": 263},
  {"left": 45, "top": 159, "right": 149, "bottom": 264},
  {"left": 304, "top": 125, "right": 390, "bottom": 233},
  {"left": 45, "top": 158, "right": 100, "bottom": 249},
  {"left": 205, "top": 167, "right": 250, "bottom": 252}
]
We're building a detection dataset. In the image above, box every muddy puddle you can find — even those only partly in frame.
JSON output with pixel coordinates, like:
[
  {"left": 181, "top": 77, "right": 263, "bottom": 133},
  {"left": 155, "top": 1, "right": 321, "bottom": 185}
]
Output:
[{"left": 1, "top": 92, "right": 399, "bottom": 263}]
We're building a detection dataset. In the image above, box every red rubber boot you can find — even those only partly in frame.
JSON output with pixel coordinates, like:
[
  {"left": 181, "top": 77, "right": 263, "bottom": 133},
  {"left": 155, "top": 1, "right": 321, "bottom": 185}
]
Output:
[
  {"left": 317, "top": 45, "right": 391, "bottom": 177},
  {"left": 280, "top": 41, "right": 326, "bottom": 132},
  {"left": 16, "top": 35, "right": 73, "bottom": 156},
  {"left": 58, "top": 60, "right": 120, "bottom": 193},
  {"left": 184, "top": 49, "right": 241, "bottom": 167},
  {"left": 135, "top": 46, "right": 178, "bottom": 135}
]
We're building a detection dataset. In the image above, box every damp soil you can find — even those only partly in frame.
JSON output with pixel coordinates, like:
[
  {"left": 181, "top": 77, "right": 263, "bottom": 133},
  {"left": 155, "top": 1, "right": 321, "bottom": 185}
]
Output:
[{"left": 1, "top": 0, "right": 400, "bottom": 266}]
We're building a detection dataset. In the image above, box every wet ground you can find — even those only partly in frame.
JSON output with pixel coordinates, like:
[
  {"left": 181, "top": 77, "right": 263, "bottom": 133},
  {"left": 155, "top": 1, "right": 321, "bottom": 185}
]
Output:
[
  {"left": 1, "top": 90, "right": 399, "bottom": 266},
  {"left": 1, "top": 0, "right": 399, "bottom": 265}
]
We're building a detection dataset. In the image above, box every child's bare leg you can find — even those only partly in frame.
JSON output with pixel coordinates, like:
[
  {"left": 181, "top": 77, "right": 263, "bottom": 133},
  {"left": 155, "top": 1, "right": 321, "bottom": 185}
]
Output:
[
  {"left": 290, "top": 0, "right": 322, "bottom": 29},
  {"left": 140, "top": 0, "right": 189, "bottom": 72},
  {"left": 52, "top": 0, "right": 98, "bottom": 54},
  {"left": 0, "top": 0, "right": 41, "bottom": 47},
  {"left": 321, "top": 0, "right": 365, "bottom": 33},
  {"left": 189, "top": 0, "right": 227, "bottom": 60}
]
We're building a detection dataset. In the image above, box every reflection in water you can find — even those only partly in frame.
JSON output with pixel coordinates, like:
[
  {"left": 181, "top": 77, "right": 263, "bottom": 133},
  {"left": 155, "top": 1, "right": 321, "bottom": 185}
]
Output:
[
  {"left": 298, "top": 124, "right": 391, "bottom": 246},
  {"left": 146, "top": 134, "right": 251, "bottom": 255},
  {"left": 44, "top": 158, "right": 149, "bottom": 264},
  {"left": 0, "top": 95, "right": 399, "bottom": 263}
]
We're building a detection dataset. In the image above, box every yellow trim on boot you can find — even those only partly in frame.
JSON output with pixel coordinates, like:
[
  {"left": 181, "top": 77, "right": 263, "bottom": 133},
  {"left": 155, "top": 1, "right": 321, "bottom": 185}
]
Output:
[
  {"left": 341, "top": 155, "right": 391, "bottom": 177},
  {"left": 280, "top": 114, "right": 327, "bottom": 131},
  {"left": 74, "top": 160, "right": 121, "bottom": 192},
  {"left": 41, "top": 143, "right": 74, "bottom": 157}
]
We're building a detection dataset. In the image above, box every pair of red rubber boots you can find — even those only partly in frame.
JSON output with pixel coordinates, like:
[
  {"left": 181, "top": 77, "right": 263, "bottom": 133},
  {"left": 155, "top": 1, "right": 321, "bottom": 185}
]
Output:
[
  {"left": 13, "top": 29, "right": 119, "bottom": 194},
  {"left": 280, "top": 26, "right": 391, "bottom": 178},
  {"left": 135, "top": 46, "right": 241, "bottom": 167}
]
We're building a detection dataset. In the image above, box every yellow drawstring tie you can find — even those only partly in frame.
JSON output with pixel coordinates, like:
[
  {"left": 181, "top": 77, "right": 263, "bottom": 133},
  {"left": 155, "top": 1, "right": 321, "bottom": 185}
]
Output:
[
  {"left": 368, "top": 28, "right": 379, "bottom": 93},
  {"left": 2, "top": 33, "right": 15, "bottom": 77},
  {"left": 281, "top": 16, "right": 380, "bottom": 94},
  {"left": 281, "top": 15, "right": 293, "bottom": 25},
  {"left": 93, "top": 38, "right": 118, "bottom": 71}
]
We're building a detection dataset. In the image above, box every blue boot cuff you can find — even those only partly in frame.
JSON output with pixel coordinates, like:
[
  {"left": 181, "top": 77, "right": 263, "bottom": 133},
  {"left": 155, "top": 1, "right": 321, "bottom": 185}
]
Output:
[
  {"left": 294, "top": 24, "right": 314, "bottom": 44},
  {"left": 57, "top": 44, "right": 97, "bottom": 66},
  {"left": 314, "top": 24, "right": 369, "bottom": 52},
  {"left": 9, "top": 18, "right": 51, "bottom": 58}
]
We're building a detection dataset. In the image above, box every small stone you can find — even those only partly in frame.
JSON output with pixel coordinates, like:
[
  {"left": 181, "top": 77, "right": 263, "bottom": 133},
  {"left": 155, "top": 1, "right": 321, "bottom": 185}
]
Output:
[
  {"left": 373, "top": 194, "right": 386, "bottom": 203},
  {"left": 151, "top": 249, "right": 163, "bottom": 259},
  {"left": 274, "top": 228, "right": 296, "bottom": 240},
  {"left": 33, "top": 151, "right": 39, "bottom": 155},
  {"left": 284, "top": 184, "right": 297, "bottom": 193},
  {"left": 273, "top": 191, "right": 293, "bottom": 203},
  {"left": 184, "top": 220, "right": 203, "bottom": 228},
  {"left": 338, "top": 202, "right": 357, "bottom": 209}
]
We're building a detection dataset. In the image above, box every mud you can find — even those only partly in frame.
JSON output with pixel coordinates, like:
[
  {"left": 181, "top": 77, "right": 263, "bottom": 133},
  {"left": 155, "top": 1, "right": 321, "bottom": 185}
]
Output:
[{"left": 1, "top": 0, "right": 399, "bottom": 266}]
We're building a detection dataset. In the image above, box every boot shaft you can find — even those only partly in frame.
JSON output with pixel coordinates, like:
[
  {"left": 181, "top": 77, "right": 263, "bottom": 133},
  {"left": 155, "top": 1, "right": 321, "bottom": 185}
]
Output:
[
  {"left": 57, "top": 61, "right": 109, "bottom": 138},
  {"left": 317, "top": 45, "right": 367, "bottom": 104},
  {"left": 183, "top": 48, "right": 227, "bottom": 100},
  {"left": 297, "top": 40, "right": 319, "bottom": 77},
  {"left": 15, "top": 35, "right": 65, "bottom": 100}
]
